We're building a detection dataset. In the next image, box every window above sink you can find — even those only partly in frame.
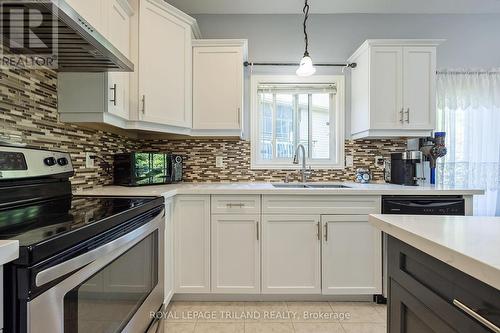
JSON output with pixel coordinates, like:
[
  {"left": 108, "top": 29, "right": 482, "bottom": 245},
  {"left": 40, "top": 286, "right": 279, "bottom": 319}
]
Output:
[{"left": 250, "top": 75, "right": 345, "bottom": 170}]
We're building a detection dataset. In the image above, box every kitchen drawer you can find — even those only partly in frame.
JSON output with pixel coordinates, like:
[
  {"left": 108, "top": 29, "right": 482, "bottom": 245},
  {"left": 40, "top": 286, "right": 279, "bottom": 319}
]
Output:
[
  {"left": 211, "top": 195, "right": 261, "bottom": 215},
  {"left": 388, "top": 236, "right": 500, "bottom": 333},
  {"left": 262, "top": 195, "right": 380, "bottom": 215}
]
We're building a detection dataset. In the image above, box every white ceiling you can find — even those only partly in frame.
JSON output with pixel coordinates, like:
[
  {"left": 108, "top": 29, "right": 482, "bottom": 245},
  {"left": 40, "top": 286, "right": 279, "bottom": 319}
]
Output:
[{"left": 166, "top": 0, "right": 500, "bottom": 14}]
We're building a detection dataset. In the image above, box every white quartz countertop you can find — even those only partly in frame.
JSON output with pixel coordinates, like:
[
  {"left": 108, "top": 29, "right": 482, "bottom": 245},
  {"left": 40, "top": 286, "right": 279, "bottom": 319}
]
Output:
[
  {"left": 0, "top": 240, "right": 19, "bottom": 266},
  {"left": 75, "top": 182, "right": 484, "bottom": 198},
  {"left": 369, "top": 214, "right": 500, "bottom": 290}
]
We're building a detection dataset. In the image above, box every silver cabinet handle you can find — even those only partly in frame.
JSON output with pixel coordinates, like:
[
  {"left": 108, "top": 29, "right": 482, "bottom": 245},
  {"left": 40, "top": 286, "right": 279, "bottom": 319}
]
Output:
[
  {"left": 256, "top": 221, "right": 259, "bottom": 241},
  {"left": 237, "top": 107, "right": 241, "bottom": 126},
  {"left": 453, "top": 299, "right": 500, "bottom": 333},
  {"left": 142, "top": 94, "right": 146, "bottom": 114},
  {"left": 317, "top": 221, "right": 321, "bottom": 241},
  {"left": 324, "top": 223, "right": 328, "bottom": 242},
  {"left": 110, "top": 84, "right": 117, "bottom": 106},
  {"left": 405, "top": 107, "right": 410, "bottom": 123},
  {"left": 399, "top": 108, "right": 404, "bottom": 123},
  {"left": 226, "top": 203, "right": 245, "bottom": 208}
]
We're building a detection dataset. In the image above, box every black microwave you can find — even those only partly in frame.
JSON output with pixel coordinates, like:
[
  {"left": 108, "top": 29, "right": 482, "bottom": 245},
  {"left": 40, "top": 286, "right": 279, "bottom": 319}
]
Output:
[{"left": 113, "top": 152, "right": 183, "bottom": 186}]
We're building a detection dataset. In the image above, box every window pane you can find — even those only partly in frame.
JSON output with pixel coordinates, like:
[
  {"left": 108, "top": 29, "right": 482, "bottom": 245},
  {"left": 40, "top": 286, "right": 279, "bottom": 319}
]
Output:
[
  {"left": 298, "top": 94, "right": 309, "bottom": 157},
  {"left": 259, "top": 93, "right": 273, "bottom": 160},
  {"left": 311, "top": 94, "right": 331, "bottom": 159},
  {"left": 275, "top": 94, "right": 295, "bottom": 159}
]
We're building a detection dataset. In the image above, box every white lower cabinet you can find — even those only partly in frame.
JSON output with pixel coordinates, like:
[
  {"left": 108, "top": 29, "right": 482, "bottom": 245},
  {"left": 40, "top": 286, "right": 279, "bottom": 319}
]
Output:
[
  {"left": 164, "top": 198, "right": 174, "bottom": 304},
  {"left": 174, "top": 195, "right": 211, "bottom": 293},
  {"left": 321, "top": 215, "right": 382, "bottom": 295},
  {"left": 262, "top": 215, "right": 321, "bottom": 294},
  {"left": 211, "top": 215, "right": 260, "bottom": 294}
]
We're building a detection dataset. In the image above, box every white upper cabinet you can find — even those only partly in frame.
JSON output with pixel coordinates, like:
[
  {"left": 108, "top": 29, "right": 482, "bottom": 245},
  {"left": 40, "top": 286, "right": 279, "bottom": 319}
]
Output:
[
  {"left": 132, "top": 0, "right": 197, "bottom": 129},
  {"left": 58, "top": 0, "right": 133, "bottom": 124},
  {"left": 192, "top": 40, "right": 247, "bottom": 136},
  {"left": 348, "top": 40, "right": 442, "bottom": 139}
]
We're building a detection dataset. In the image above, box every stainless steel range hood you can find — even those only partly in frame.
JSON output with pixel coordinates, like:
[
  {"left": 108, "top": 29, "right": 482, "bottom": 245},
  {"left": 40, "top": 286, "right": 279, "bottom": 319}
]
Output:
[{"left": 0, "top": 0, "right": 134, "bottom": 72}]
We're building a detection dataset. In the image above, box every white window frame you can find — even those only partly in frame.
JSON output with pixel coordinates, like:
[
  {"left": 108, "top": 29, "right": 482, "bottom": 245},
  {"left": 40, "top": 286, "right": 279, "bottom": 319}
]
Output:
[{"left": 250, "top": 75, "right": 345, "bottom": 170}]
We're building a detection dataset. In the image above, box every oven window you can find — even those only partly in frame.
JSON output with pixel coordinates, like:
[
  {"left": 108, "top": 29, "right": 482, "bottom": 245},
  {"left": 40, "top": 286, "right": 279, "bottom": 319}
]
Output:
[{"left": 64, "top": 231, "right": 158, "bottom": 332}]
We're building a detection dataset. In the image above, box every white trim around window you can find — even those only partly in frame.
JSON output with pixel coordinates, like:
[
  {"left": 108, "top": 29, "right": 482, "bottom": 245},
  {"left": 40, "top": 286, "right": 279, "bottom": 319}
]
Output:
[{"left": 250, "top": 75, "right": 345, "bottom": 170}]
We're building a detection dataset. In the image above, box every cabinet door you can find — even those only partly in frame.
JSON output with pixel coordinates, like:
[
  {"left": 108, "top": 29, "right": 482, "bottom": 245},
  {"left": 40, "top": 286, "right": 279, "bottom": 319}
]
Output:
[
  {"left": 65, "top": 0, "right": 105, "bottom": 34},
  {"left": 193, "top": 46, "right": 243, "bottom": 130},
  {"left": 370, "top": 47, "right": 403, "bottom": 129},
  {"left": 138, "top": 0, "right": 192, "bottom": 128},
  {"left": 262, "top": 215, "right": 321, "bottom": 294},
  {"left": 321, "top": 215, "right": 382, "bottom": 295},
  {"left": 174, "top": 195, "right": 210, "bottom": 293},
  {"left": 403, "top": 47, "right": 436, "bottom": 130},
  {"left": 390, "top": 280, "right": 457, "bottom": 333},
  {"left": 164, "top": 198, "right": 174, "bottom": 304},
  {"left": 108, "top": 0, "right": 131, "bottom": 123},
  {"left": 211, "top": 215, "right": 260, "bottom": 294}
]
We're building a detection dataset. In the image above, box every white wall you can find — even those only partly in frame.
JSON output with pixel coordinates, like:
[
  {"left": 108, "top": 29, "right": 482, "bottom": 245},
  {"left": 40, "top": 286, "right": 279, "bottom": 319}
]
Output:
[{"left": 193, "top": 14, "right": 500, "bottom": 138}]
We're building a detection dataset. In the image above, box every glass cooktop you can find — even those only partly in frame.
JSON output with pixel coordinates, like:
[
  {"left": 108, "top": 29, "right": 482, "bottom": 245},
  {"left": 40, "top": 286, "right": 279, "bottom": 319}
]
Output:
[{"left": 0, "top": 195, "right": 163, "bottom": 265}]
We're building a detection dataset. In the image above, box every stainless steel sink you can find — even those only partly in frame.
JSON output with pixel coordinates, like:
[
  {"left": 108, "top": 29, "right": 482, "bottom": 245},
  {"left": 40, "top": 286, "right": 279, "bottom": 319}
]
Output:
[
  {"left": 272, "top": 184, "right": 310, "bottom": 188},
  {"left": 306, "top": 184, "right": 351, "bottom": 189},
  {"left": 272, "top": 183, "right": 351, "bottom": 189}
]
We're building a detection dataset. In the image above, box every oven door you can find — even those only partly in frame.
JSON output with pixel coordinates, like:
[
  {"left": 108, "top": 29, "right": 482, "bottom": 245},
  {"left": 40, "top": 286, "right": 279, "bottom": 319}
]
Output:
[{"left": 27, "top": 210, "right": 165, "bottom": 333}]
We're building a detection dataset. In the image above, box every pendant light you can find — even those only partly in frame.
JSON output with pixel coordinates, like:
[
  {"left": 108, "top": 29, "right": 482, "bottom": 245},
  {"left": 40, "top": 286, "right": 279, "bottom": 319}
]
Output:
[{"left": 296, "top": 0, "right": 316, "bottom": 76}]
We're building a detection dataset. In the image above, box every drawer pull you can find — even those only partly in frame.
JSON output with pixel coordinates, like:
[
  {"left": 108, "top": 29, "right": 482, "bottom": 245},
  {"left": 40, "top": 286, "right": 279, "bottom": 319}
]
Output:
[
  {"left": 226, "top": 203, "right": 245, "bottom": 208},
  {"left": 453, "top": 299, "right": 500, "bottom": 333}
]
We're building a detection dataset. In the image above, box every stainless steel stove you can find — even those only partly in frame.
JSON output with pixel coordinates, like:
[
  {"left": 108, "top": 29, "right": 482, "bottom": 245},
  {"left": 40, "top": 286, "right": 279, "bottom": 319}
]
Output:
[{"left": 0, "top": 144, "right": 165, "bottom": 333}]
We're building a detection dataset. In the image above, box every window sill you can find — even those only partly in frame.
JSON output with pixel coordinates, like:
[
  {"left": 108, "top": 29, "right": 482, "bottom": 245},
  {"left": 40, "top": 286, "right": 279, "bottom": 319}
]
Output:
[{"left": 250, "top": 163, "right": 346, "bottom": 171}]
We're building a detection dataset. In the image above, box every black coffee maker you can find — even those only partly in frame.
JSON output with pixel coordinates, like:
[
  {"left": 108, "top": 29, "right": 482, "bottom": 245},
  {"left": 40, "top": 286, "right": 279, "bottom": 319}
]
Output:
[{"left": 389, "top": 151, "right": 423, "bottom": 186}]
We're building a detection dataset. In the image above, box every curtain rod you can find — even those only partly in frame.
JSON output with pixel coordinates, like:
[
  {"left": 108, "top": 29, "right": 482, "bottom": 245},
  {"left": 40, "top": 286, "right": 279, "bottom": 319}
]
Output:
[
  {"left": 436, "top": 71, "right": 500, "bottom": 75},
  {"left": 244, "top": 61, "right": 357, "bottom": 69}
]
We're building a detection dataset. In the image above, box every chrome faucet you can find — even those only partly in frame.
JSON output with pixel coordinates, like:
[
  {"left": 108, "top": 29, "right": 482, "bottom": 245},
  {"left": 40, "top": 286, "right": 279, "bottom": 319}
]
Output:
[{"left": 293, "top": 144, "right": 312, "bottom": 183}]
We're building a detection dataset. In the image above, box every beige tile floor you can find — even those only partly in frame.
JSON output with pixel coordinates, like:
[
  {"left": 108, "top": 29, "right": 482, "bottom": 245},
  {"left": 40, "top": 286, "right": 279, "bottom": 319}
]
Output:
[{"left": 163, "top": 301, "right": 387, "bottom": 333}]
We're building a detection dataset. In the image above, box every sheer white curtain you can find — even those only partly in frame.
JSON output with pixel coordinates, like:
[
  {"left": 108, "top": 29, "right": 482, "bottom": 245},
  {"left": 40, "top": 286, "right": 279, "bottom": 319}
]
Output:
[{"left": 436, "top": 70, "right": 500, "bottom": 216}]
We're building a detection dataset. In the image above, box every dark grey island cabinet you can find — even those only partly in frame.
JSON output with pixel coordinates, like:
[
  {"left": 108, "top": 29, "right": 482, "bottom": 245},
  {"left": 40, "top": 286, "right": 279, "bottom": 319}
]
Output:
[{"left": 387, "top": 236, "right": 500, "bottom": 333}]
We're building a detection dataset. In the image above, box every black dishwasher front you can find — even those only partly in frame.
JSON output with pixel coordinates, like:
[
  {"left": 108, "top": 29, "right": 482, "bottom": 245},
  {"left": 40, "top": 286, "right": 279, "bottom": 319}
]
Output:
[
  {"left": 382, "top": 196, "right": 465, "bottom": 216},
  {"left": 379, "top": 196, "right": 466, "bottom": 301}
]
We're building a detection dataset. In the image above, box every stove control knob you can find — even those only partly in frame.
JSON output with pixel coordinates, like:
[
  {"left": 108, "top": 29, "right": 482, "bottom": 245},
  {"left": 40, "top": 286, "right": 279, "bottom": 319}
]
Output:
[
  {"left": 57, "top": 157, "right": 69, "bottom": 166},
  {"left": 44, "top": 157, "right": 57, "bottom": 166}
]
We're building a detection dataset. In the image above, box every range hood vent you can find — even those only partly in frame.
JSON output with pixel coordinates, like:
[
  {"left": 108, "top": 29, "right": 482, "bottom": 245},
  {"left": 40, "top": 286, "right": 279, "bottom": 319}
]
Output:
[{"left": 0, "top": 0, "right": 134, "bottom": 72}]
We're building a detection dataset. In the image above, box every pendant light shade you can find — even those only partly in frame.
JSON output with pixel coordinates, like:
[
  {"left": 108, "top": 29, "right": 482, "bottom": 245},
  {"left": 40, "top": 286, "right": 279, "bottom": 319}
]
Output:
[
  {"left": 296, "top": 55, "right": 316, "bottom": 76},
  {"left": 297, "top": 0, "right": 315, "bottom": 77}
]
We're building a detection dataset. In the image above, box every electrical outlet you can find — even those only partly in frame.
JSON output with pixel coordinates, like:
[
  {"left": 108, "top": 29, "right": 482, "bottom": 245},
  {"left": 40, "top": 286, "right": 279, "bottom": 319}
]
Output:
[
  {"left": 216, "top": 156, "right": 224, "bottom": 168},
  {"left": 345, "top": 155, "right": 354, "bottom": 168},
  {"left": 375, "top": 156, "right": 385, "bottom": 169},
  {"left": 86, "top": 152, "right": 95, "bottom": 168}
]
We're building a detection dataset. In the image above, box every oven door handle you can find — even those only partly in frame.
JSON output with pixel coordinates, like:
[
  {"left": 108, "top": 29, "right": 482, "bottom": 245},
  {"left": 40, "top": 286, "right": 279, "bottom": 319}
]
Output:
[{"left": 35, "top": 210, "right": 165, "bottom": 288}]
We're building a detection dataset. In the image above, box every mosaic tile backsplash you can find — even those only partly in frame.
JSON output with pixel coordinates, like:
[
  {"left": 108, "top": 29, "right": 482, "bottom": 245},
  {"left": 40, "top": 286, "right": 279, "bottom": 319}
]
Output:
[
  {"left": 0, "top": 66, "right": 140, "bottom": 190},
  {"left": 144, "top": 139, "right": 406, "bottom": 183},
  {"left": 1, "top": 63, "right": 406, "bottom": 190}
]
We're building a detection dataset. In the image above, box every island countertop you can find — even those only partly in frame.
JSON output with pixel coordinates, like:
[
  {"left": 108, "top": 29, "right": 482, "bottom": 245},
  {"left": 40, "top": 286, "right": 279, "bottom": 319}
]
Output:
[
  {"left": 75, "top": 182, "right": 484, "bottom": 198},
  {"left": 369, "top": 214, "right": 500, "bottom": 290},
  {"left": 0, "top": 240, "right": 19, "bottom": 266}
]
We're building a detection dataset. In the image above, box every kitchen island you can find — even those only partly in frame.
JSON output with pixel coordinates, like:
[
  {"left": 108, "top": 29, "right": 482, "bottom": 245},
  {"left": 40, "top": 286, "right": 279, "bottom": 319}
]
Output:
[{"left": 369, "top": 215, "right": 500, "bottom": 333}]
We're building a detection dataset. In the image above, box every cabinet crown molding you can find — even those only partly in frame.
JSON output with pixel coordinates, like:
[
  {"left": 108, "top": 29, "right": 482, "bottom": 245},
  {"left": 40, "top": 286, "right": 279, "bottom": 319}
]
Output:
[
  {"left": 348, "top": 39, "right": 446, "bottom": 62},
  {"left": 192, "top": 39, "right": 248, "bottom": 60},
  {"left": 149, "top": 0, "right": 202, "bottom": 38}
]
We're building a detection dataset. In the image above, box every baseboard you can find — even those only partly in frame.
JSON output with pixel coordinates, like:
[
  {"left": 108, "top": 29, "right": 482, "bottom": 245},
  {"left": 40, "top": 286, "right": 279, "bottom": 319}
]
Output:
[{"left": 172, "top": 294, "right": 374, "bottom": 302}]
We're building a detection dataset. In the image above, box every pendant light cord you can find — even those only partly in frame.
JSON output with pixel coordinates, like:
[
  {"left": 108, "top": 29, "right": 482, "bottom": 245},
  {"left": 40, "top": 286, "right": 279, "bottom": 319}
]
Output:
[{"left": 302, "top": 0, "right": 310, "bottom": 57}]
